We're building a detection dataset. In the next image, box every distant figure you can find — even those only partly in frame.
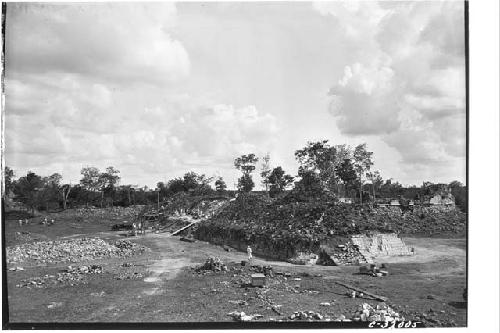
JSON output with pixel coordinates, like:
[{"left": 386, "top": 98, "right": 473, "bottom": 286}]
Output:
[
  {"left": 18, "top": 219, "right": 23, "bottom": 226},
  {"left": 24, "top": 219, "right": 29, "bottom": 225},
  {"left": 42, "top": 217, "right": 48, "bottom": 225},
  {"left": 50, "top": 219, "right": 55, "bottom": 225},
  {"left": 132, "top": 222, "right": 138, "bottom": 236},
  {"left": 247, "top": 245, "right": 253, "bottom": 263}
]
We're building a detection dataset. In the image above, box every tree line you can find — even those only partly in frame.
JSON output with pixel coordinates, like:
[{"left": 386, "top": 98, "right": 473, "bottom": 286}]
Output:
[{"left": 2, "top": 140, "right": 467, "bottom": 213}]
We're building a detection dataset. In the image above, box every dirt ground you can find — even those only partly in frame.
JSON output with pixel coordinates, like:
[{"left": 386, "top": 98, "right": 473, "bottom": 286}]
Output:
[{"left": 3, "top": 211, "right": 467, "bottom": 327}]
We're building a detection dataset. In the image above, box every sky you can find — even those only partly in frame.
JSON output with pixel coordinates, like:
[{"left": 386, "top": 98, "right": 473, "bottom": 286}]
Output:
[{"left": 3, "top": 1, "right": 466, "bottom": 189}]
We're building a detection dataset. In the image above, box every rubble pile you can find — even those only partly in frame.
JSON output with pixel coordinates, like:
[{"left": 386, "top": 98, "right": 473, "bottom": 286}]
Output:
[
  {"left": 7, "top": 238, "right": 148, "bottom": 264},
  {"left": 195, "top": 257, "right": 228, "bottom": 273},
  {"left": 352, "top": 303, "right": 404, "bottom": 322},
  {"left": 329, "top": 242, "right": 368, "bottom": 265},
  {"left": 16, "top": 265, "right": 103, "bottom": 289}
]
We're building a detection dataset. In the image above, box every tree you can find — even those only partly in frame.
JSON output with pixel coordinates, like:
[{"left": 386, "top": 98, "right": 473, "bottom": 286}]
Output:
[
  {"left": 260, "top": 153, "right": 271, "bottom": 194},
  {"left": 234, "top": 154, "right": 258, "bottom": 193},
  {"left": 291, "top": 167, "right": 325, "bottom": 200},
  {"left": 80, "top": 167, "right": 101, "bottom": 192},
  {"left": 234, "top": 154, "right": 259, "bottom": 176},
  {"left": 167, "top": 178, "right": 186, "bottom": 194},
  {"left": 14, "top": 171, "right": 44, "bottom": 214},
  {"left": 97, "top": 166, "right": 120, "bottom": 207},
  {"left": 366, "top": 170, "right": 383, "bottom": 201},
  {"left": 61, "top": 184, "right": 72, "bottom": 210},
  {"left": 41, "top": 173, "right": 63, "bottom": 211},
  {"left": 215, "top": 177, "right": 227, "bottom": 193},
  {"left": 353, "top": 143, "right": 373, "bottom": 204},
  {"left": 4, "top": 166, "right": 15, "bottom": 194},
  {"left": 336, "top": 158, "right": 357, "bottom": 198},
  {"left": 237, "top": 174, "right": 254, "bottom": 193},
  {"left": 294, "top": 140, "right": 349, "bottom": 194},
  {"left": 449, "top": 180, "right": 467, "bottom": 212},
  {"left": 267, "top": 166, "right": 294, "bottom": 197}
]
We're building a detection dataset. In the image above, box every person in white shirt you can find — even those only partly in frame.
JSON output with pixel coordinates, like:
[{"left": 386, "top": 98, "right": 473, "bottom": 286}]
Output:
[{"left": 247, "top": 245, "right": 253, "bottom": 263}]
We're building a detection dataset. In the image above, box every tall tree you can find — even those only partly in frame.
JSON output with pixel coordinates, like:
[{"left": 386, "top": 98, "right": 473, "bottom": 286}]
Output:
[
  {"left": 353, "top": 143, "right": 374, "bottom": 204},
  {"left": 336, "top": 158, "right": 357, "bottom": 198},
  {"left": 61, "top": 183, "right": 72, "bottom": 210},
  {"left": 294, "top": 140, "right": 347, "bottom": 193},
  {"left": 234, "top": 154, "right": 258, "bottom": 193},
  {"left": 215, "top": 177, "right": 227, "bottom": 193},
  {"left": 267, "top": 166, "right": 294, "bottom": 197},
  {"left": 14, "top": 171, "right": 44, "bottom": 214},
  {"left": 260, "top": 153, "right": 271, "bottom": 194},
  {"left": 4, "top": 166, "right": 15, "bottom": 194},
  {"left": 80, "top": 167, "right": 101, "bottom": 192},
  {"left": 237, "top": 174, "right": 254, "bottom": 193},
  {"left": 98, "top": 166, "right": 120, "bottom": 207},
  {"left": 366, "top": 170, "right": 383, "bottom": 201},
  {"left": 80, "top": 167, "right": 101, "bottom": 206}
]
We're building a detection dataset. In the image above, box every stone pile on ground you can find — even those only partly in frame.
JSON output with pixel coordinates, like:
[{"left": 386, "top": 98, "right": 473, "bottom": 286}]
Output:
[
  {"left": 16, "top": 264, "right": 103, "bottom": 289},
  {"left": 195, "top": 257, "right": 228, "bottom": 273},
  {"left": 7, "top": 238, "right": 148, "bottom": 264},
  {"left": 352, "top": 303, "right": 404, "bottom": 322}
]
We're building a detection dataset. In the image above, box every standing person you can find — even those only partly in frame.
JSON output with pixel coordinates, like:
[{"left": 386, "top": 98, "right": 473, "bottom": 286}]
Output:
[{"left": 247, "top": 245, "right": 253, "bottom": 264}]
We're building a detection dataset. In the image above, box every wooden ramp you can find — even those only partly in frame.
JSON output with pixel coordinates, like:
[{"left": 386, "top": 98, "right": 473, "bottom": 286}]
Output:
[{"left": 171, "top": 220, "right": 200, "bottom": 236}]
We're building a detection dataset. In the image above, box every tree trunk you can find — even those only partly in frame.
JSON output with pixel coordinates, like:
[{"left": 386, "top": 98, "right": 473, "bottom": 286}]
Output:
[
  {"left": 359, "top": 172, "right": 363, "bottom": 205},
  {"left": 62, "top": 191, "right": 67, "bottom": 210}
]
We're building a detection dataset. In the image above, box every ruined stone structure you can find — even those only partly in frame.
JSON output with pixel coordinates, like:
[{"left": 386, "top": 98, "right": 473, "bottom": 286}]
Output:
[{"left": 350, "top": 233, "right": 414, "bottom": 263}]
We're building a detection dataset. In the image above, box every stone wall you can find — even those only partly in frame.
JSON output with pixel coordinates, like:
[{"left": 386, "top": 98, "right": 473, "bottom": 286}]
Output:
[{"left": 350, "top": 233, "right": 413, "bottom": 263}]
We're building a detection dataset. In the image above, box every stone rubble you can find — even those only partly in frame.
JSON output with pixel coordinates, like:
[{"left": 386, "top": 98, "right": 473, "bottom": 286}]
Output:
[
  {"left": 227, "top": 311, "right": 263, "bottom": 322},
  {"left": 16, "top": 265, "right": 103, "bottom": 289},
  {"left": 7, "top": 238, "right": 148, "bottom": 264},
  {"left": 352, "top": 303, "right": 404, "bottom": 322},
  {"left": 194, "top": 257, "right": 228, "bottom": 273}
]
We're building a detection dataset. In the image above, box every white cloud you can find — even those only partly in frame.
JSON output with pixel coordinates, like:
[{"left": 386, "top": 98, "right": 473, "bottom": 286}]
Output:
[
  {"left": 315, "top": 1, "right": 465, "bottom": 182},
  {"left": 6, "top": 3, "right": 190, "bottom": 85}
]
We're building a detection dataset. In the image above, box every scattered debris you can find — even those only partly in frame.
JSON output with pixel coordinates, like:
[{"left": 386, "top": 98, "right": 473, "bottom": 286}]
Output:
[
  {"left": 90, "top": 291, "right": 106, "bottom": 297},
  {"left": 115, "top": 272, "right": 144, "bottom": 280},
  {"left": 47, "top": 302, "right": 63, "bottom": 309},
  {"left": 228, "top": 300, "right": 248, "bottom": 306},
  {"left": 359, "top": 264, "right": 390, "bottom": 277},
  {"left": 195, "top": 257, "right": 227, "bottom": 273},
  {"left": 8, "top": 266, "right": 24, "bottom": 271},
  {"left": 289, "top": 310, "right": 328, "bottom": 321},
  {"left": 227, "top": 311, "right": 263, "bottom": 322},
  {"left": 352, "top": 303, "right": 404, "bottom": 322}
]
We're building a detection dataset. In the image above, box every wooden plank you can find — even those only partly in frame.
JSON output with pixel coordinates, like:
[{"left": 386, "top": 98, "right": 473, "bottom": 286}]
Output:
[
  {"left": 333, "top": 281, "right": 388, "bottom": 302},
  {"left": 171, "top": 220, "right": 199, "bottom": 236}
]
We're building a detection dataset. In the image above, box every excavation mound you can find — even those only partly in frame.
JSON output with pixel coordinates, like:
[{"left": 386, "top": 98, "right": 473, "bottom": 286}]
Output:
[{"left": 194, "top": 193, "right": 465, "bottom": 262}]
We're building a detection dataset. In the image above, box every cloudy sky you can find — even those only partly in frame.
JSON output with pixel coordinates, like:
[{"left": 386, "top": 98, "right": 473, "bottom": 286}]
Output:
[{"left": 4, "top": 1, "right": 466, "bottom": 188}]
